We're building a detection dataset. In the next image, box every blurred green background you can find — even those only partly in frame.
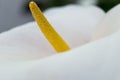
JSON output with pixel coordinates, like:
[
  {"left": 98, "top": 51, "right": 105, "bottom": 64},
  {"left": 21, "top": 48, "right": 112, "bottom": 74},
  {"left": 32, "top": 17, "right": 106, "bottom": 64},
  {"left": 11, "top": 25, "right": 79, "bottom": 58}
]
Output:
[
  {"left": 98, "top": 0, "right": 120, "bottom": 12},
  {"left": 23, "top": 0, "right": 120, "bottom": 13},
  {"left": 0, "top": 0, "right": 119, "bottom": 33}
]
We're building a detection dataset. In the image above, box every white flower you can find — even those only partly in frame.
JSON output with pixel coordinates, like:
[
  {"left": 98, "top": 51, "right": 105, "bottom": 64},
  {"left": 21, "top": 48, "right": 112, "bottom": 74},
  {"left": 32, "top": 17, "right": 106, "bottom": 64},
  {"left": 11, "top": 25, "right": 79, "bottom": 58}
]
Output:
[{"left": 0, "top": 3, "right": 120, "bottom": 80}]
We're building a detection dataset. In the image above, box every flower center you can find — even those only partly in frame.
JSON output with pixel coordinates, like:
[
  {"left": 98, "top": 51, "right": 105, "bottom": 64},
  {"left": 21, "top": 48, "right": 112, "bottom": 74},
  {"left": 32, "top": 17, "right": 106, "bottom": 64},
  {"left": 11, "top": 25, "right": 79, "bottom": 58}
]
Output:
[{"left": 29, "top": 1, "right": 70, "bottom": 53}]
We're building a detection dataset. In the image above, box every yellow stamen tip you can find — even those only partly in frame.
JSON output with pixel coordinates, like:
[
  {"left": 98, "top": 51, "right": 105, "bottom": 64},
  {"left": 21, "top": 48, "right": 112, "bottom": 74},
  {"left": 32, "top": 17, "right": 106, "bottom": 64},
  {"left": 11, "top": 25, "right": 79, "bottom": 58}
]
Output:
[{"left": 29, "top": 1, "right": 70, "bottom": 53}]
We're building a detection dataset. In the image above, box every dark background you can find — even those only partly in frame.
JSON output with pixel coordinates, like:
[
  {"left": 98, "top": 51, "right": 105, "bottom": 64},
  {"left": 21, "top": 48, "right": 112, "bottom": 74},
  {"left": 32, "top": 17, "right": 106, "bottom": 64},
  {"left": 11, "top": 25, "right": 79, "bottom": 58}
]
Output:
[{"left": 0, "top": 0, "right": 119, "bottom": 33}]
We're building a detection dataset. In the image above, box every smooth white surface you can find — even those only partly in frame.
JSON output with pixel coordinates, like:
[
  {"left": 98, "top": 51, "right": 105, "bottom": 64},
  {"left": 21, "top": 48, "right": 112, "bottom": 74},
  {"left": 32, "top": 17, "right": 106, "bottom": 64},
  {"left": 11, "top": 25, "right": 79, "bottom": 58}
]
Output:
[
  {"left": 0, "top": 30, "right": 120, "bottom": 80},
  {"left": 0, "top": 5, "right": 105, "bottom": 61},
  {"left": 92, "top": 4, "right": 120, "bottom": 40},
  {"left": 0, "top": 4, "right": 120, "bottom": 80},
  {"left": 44, "top": 5, "right": 105, "bottom": 46}
]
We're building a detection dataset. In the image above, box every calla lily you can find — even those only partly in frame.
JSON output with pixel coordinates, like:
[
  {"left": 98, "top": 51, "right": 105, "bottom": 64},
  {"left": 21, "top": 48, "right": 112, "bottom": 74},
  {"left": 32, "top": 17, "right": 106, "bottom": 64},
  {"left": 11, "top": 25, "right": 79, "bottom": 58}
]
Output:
[{"left": 0, "top": 2, "right": 120, "bottom": 80}]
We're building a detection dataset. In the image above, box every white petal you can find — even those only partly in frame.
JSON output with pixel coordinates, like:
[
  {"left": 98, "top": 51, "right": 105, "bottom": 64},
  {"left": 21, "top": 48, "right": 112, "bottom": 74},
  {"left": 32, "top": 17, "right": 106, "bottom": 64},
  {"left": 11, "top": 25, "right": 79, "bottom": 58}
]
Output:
[
  {"left": 0, "top": 5, "right": 104, "bottom": 61},
  {"left": 44, "top": 5, "right": 105, "bottom": 47},
  {"left": 0, "top": 22, "right": 55, "bottom": 61},
  {"left": 26, "top": 30, "right": 120, "bottom": 80},
  {"left": 0, "top": 29, "right": 120, "bottom": 80},
  {"left": 92, "top": 4, "right": 120, "bottom": 40}
]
